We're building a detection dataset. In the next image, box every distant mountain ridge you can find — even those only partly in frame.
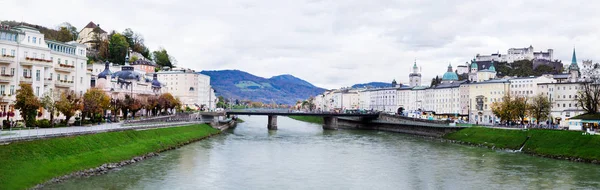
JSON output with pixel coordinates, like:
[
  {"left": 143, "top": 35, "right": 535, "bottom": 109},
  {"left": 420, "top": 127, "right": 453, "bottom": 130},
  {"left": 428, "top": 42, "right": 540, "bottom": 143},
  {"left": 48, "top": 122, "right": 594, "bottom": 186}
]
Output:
[
  {"left": 351, "top": 82, "right": 392, "bottom": 88},
  {"left": 199, "top": 70, "right": 325, "bottom": 105}
]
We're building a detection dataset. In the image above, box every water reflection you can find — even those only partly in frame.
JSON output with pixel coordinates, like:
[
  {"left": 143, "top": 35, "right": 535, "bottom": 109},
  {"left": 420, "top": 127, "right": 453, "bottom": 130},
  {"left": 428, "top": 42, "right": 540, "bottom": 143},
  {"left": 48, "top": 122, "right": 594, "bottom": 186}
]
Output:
[{"left": 44, "top": 116, "right": 600, "bottom": 190}]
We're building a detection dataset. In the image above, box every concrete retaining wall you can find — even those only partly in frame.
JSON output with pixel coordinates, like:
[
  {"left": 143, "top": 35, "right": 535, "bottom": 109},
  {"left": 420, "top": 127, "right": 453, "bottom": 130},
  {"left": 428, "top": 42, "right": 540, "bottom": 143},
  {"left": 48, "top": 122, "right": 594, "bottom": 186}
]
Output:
[
  {"left": 378, "top": 114, "right": 451, "bottom": 125},
  {"left": 338, "top": 118, "right": 463, "bottom": 137}
]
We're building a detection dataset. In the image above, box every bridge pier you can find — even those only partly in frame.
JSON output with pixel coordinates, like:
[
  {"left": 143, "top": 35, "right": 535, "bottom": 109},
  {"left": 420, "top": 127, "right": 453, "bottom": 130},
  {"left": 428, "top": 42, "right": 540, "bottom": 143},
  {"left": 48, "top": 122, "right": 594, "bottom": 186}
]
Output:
[
  {"left": 267, "top": 115, "right": 278, "bottom": 130},
  {"left": 323, "top": 116, "right": 338, "bottom": 130}
]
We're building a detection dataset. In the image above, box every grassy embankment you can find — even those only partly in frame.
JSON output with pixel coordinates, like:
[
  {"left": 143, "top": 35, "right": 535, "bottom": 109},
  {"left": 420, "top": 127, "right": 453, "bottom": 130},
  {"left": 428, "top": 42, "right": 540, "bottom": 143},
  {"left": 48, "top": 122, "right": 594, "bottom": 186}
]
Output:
[
  {"left": 288, "top": 116, "right": 324, "bottom": 124},
  {"left": 445, "top": 127, "right": 600, "bottom": 161},
  {"left": 0, "top": 124, "right": 220, "bottom": 190}
]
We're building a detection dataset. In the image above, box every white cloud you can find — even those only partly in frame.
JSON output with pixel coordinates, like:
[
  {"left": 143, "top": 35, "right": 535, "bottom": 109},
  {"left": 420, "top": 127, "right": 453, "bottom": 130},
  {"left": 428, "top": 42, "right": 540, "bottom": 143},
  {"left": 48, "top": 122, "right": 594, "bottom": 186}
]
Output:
[{"left": 3, "top": 0, "right": 599, "bottom": 89}]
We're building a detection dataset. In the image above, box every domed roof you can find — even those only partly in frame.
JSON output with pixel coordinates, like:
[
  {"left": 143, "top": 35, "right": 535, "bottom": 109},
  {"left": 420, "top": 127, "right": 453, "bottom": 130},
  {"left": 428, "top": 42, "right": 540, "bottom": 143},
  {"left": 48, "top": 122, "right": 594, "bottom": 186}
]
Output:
[
  {"left": 97, "top": 61, "right": 112, "bottom": 79},
  {"left": 470, "top": 59, "right": 478, "bottom": 69},
  {"left": 151, "top": 73, "right": 161, "bottom": 88},
  {"left": 112, "top": 65, "right": 142, "bottom": 81},
  {"left": 442, "top": 63, "right": 458, "bottom": 81},
  {"left": 489, "top": 61, "right": 496, "bottom": 72}
]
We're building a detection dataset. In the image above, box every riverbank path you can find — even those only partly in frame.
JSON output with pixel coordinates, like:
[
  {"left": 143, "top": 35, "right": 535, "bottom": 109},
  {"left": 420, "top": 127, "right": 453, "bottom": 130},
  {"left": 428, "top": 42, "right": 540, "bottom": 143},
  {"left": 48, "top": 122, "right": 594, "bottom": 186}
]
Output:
[{"left": 0, "top": 121, "right": 207, "bottom": 143}]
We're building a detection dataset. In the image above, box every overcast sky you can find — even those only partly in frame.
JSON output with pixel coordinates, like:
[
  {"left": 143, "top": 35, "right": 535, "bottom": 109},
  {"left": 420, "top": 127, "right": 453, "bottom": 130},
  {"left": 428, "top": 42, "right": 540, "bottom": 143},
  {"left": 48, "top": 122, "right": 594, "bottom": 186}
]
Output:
[{"left": 2, "top": 0, "right": 598, "bottom": 89}]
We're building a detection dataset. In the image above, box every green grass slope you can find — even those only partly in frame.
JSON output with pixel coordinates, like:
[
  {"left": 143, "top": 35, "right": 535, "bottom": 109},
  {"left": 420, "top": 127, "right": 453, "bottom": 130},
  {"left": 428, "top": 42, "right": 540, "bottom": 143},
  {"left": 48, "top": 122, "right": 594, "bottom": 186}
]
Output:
[
  {"left": 445, "top": 127, "right": 600, "bottom": 162},
  {"left": 0, "top": 124, "right": 219, "bottom": 190}
]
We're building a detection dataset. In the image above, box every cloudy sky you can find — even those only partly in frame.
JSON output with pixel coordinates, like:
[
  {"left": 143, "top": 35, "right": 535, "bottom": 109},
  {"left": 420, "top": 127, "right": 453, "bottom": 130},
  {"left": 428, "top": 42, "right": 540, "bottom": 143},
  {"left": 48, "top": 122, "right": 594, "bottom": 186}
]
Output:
[{"left": 2, "top": 0, "right": 598, "bottom": 89}]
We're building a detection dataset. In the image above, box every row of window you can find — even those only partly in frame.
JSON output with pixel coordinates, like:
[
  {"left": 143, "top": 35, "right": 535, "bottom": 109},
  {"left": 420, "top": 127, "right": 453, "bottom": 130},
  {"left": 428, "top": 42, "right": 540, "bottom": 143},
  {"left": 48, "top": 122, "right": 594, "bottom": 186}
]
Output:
[
  {"left": 48, "top": 43, "right": 76, "bottom": 55},
  {"left": 0, "top": 48, "right": 16, "bottom": 56},
  {"left": 0, "top": 32, "right": 18, "bottom": 42}
]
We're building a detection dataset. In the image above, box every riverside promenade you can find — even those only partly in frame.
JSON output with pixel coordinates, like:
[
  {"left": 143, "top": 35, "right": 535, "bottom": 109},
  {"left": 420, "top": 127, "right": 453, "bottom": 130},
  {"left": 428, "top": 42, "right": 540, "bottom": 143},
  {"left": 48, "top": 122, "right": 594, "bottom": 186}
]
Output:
[{"left": 0, "top": 120, "right": 208, "bottom": 143}]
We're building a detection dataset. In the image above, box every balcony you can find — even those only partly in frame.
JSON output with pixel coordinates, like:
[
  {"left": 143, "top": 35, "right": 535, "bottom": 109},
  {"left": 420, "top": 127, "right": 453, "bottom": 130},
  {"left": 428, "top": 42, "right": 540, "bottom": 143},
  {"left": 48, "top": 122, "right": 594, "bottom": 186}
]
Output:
[
  {"left": 55, "top": 80, "right": 74, "bottom": 88},
  {"left": 20, "top": 76, "right": 32, "bottom": 83},
  {"left": 44, "top": 78, "right": 53, "bottom": 85},
  {"left": 0, "top": 74, "right": 14, "bottom": 83},
  {"left": 20, "top": 57, "right": 53, "bottom": 67},
  {"left": 0, "top": 55, "right": 15, "bottom": 64},
  {"left": 54, "top": 64, "right": 75, "bottom": 72}
]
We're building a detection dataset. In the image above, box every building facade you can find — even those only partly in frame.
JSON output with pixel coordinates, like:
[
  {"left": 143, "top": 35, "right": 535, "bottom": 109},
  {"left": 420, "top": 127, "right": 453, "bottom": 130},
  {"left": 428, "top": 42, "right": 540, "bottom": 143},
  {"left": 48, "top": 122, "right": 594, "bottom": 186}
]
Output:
[{"left": 0, "top": 24, "right": 89, "bottom": 121}]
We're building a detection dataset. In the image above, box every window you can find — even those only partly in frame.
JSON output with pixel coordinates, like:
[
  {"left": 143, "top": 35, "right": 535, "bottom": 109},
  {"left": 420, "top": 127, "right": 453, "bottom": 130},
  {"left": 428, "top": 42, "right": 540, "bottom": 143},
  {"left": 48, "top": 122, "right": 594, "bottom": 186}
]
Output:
[
  {"left": 0, "top": 85, "right": 4, "bottom": 95},
  {"left": 35, "top": 87, "right": 39, "bottom": 97},
  {"left": 1, "top": 48, "right": 5, "bottom": 55},
  {"left": 1, "top": 67, "right": 4, "bottom": 75},
  {"left": 57, "top": 74, "right": 60, "bottom": 81},
  {"left": 10, "top": 68, "right": 14, "bottom": 76},
  {"left": 32, "top": 37, "right": 37, "bottom": 44},
  {"left": 36, "top": 70, "right": 41, "bottom": 81},
  {"left": 27, "top": 36, "right": 30, "bottom": 42},
  {"left": 10, "top": 50, "right": 15, "bottom": 56},
  {"left": 58, "top": 58, "right": 61, "bottom": 64},
  {"left": 80, "top": 77, "right": 82, "bottom": 84},
  {"left": 10, "top": 85, "right": 14, "bottom": 95},
  {"left": 71, "top": 76, "right": 74, "bottom": 82},
  {"left": 23, "top": 69, "right": 28, "bottom": 77},
  {"left": 64, "top": 75, "right": 67, "bottom": 81}
]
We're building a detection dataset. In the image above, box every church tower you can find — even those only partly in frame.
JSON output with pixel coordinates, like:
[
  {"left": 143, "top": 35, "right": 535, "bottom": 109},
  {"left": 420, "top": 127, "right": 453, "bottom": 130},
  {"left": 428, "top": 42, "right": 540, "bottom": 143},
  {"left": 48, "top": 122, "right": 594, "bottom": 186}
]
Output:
[
  {"left": 569, "top": 48, "right": 580, "bottom": 82},
  {"left": 409, "top": 60, "right": 421, "bottom": 87}
]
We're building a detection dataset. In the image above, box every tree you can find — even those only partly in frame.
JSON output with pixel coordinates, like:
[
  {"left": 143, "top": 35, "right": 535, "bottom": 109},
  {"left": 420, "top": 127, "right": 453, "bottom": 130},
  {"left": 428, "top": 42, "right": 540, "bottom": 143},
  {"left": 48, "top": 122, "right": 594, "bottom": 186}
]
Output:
[
  {"left": 152, "top": 48, "right": 174, "bottom": 68},
  {"left": 528, "top": 94, "right": 552, "bottom": 125},
  {"left": 83, "top": 88, "right": 110, "bottom": 121},
  {"left": 59, "top": 22, "right": 78, "bottom": 41},
  {"left": 123, "top": 95, "right": 143, "bottom": 118},
  {"left": 97, "top": 39, "right": 110, "bottom": 60},
  {"left": 576, "top": 82, "right": 600, "bottom": 114},
  {"left": 146, "top": 96, "right": 159, "bottom": 116},
  {"left": 56, "top": 90, "right": 83, "bottom": 124},
  {"left": 491, "top": 94, "right": 514, "bottom": 124},
  {"left": 512, "top": 96, "right": 529, "bottom": 124},
  {"left": 158, "top": 93, "right": 179, "bottom": 114},
  {"left": 108, "top": 33, "right": 130, "bottom": 65},
  {"left": 14, "top": 84, "right": 41, "bottom": 127},
  {"left": 41, "top": 92, "right": 58, "bottom": 127}
]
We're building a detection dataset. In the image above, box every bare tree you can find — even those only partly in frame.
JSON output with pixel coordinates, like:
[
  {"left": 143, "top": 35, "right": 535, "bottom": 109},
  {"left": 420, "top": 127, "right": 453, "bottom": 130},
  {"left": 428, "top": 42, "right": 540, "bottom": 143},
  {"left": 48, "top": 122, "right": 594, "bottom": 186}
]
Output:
[{"left": 576, "top": 82, "right": 600, "bottom": 114}]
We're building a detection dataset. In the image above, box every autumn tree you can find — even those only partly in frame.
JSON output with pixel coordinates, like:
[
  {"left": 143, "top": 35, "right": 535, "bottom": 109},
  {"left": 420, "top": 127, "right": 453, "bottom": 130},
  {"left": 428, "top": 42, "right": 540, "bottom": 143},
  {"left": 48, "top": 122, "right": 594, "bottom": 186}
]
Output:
[
  {"left": 123, "top": 95, "right": 143, "bottom": 118},
  {"left": 158, "top": 93, "right": 179, "bottom": 114},
  {"left": 491, "top": 94, "right": 514, "bottom": 124},
  {"left": 56, "top": 90, "right": 83, "bottom": 124},
  {"left": 528, "top": 94, "right": 552, "bottom": 125},
  {"left": 83, "top": 88, "right": 110, "bottom": 122},
  {"left": 41, "top": 92, "right": 58, "bottom": 127},
  {"left": 146, "top": 96, "right": 159, "bottom": 116},
  {"left": 512, "top": 96, "right": 529, "bottom": 124},
  {"left": 14, "top": 83, "right": 41, "bottom": 127},
  {"left": 108, "top": 33, "right": 130, "bottom": 65}
]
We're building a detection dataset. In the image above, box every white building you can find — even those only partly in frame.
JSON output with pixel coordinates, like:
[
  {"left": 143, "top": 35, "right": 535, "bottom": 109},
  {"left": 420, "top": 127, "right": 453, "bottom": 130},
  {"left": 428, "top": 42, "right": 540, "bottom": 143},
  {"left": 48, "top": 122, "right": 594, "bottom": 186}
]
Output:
[
  {"left": 475, "top": 45, "right": 554, "bottom": 63},
  {"left": 0, "top": 24, "right": 90, "bottom": 122},
  {"left": 155, "top": 68, "right": 213, "bottom": 110}
]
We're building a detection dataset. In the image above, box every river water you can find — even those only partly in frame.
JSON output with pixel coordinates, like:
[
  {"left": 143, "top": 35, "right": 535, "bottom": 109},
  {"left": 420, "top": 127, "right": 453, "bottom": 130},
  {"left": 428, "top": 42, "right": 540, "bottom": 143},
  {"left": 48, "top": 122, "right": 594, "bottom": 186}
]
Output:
[{"left": 44, "top": 116, "right": 600, "bottom": 189}]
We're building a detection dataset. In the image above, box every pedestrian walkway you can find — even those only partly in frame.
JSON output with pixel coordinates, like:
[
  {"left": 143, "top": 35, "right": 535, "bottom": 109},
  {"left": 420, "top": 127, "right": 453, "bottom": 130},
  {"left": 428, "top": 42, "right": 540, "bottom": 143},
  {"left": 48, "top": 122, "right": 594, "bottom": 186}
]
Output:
[{"left": 0, "top": 121, "right": 208, "bottom": 143}]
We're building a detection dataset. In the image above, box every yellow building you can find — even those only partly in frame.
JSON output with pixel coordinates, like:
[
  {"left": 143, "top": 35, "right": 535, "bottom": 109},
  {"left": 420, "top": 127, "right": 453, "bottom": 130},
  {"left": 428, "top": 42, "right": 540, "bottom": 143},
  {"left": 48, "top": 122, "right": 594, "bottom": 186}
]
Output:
[{"left": 467, "top": 79, "right": 510, "bottom": 125}]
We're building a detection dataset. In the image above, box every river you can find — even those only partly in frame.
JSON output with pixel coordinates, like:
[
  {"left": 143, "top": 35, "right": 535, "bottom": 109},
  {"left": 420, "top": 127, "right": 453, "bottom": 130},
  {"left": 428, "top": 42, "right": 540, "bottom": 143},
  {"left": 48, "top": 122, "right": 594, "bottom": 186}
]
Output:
[{"left": 44, "top": 116, "right": 600, "bottom": 189}]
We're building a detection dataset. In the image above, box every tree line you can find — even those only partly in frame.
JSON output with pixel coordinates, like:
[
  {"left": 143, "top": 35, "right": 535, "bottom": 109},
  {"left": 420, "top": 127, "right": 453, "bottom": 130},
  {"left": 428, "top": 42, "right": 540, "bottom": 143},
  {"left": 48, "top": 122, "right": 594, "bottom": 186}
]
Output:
[
  {"left": 12, "top": 84, "right": 181, "bottom": 128},
  {"left": 491, "top": 93, "right": 552, "bottom": 125}
]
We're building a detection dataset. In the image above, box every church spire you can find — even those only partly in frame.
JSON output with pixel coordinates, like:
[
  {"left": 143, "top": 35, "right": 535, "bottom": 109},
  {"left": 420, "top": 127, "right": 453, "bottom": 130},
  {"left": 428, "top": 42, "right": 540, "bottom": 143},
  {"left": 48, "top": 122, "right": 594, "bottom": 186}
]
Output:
[{"left": 571, "top": 48, "right": 577, "bottom": 65}]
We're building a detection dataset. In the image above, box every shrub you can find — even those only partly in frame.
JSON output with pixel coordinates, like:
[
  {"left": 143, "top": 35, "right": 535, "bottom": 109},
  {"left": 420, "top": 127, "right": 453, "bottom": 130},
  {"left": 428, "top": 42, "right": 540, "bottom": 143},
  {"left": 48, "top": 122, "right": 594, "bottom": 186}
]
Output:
[{"left": 37, "top": 119, "right": 52, "bottom": 128}]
